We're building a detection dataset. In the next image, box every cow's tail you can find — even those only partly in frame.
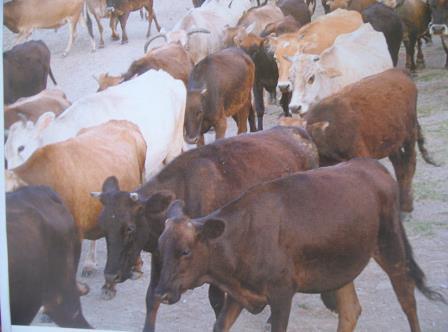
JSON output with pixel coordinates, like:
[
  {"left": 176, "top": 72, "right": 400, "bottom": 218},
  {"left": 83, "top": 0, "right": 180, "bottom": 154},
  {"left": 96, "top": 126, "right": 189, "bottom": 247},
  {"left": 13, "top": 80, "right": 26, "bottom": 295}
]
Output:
[
  {"left": 416, "top": 120, "right": 439, "bottom": 166},
  {"left": 49, "top": 66, "right": 57, "bottom": 85},
  {"left": 399, "top": 220, "right": 447, "bottom": 304}
]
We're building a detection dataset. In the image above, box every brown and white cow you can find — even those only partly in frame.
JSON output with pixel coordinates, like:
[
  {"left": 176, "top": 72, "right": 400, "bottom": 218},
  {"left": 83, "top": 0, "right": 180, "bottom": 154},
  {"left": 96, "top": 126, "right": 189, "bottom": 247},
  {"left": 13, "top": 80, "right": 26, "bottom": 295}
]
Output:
[
  {"left": 96, "top": 41, "right": 194, "bottom": 91},
  {"left": 7, "top": 185, "right": 92, "bottom": 328},
  {"left": 105, "top": 0, "right": 160, "bottom": 44},
  {"left": 428, "top": 0, "right": 448, "bottom": 68},
  {"left": 4, "top": 89, "right": 71, "bottom": 134},
  {"left": 303, "top": 68, "right": 438, "bottom": 212},
  {"left": 267, "top": 8, "right": 363, "bottom": 93},
  {"left": 3, "top": 40, "right": 57, "bottom": 105},
  {"left": 6, "top": 120, "right": 147, "bottom": 298},
  {"left": 3, "top": 0, "right": 96, "bottom": 56},
  {"left": 91, "top": 125, "right": 319, "bottom": 331},
  {"left": 184, "top": 47, "right": 256, "bottom": 145},
  {"left": 156, "top": 158, "right": 446, "bottom": 332}
]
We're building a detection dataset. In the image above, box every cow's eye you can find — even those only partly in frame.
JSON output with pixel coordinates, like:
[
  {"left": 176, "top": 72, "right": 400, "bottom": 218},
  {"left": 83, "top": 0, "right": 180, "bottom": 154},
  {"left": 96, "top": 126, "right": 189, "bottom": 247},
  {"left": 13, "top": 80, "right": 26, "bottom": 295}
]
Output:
[
  {"left": 18, "top": 145, "right": 24, "bottom": 153},
  {"left": 181, "top": 249, "right": 191, "bottom": 257},
  {"left": 308, "top": 75, "right": 315, "bottom": 85}
]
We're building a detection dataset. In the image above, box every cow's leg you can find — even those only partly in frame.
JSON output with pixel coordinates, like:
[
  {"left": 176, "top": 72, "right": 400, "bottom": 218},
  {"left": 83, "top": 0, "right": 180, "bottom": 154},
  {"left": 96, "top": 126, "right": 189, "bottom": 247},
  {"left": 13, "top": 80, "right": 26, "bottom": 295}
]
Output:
[
  {"left": 416, "top": 38, "right": 425, "bottom": 69},
  {"left": 269, "top": 291, "right": 293, "bottom": 332},
  {"left": 110, "top": 15, "right": 120, "bottom": 41},
  {"left": 81, "top": 240, "right": 97, "bottom": 277},
  {"left": 441, "top": 35, "right": 448, "bottom": 69},
  {"left": 404, "top": 33, "right": 417, "bottom": 72},
  {"left": 145, "top": 6, "right": 161, "bottom": 37},
  {"left": 280, "top": 91, "right": 292, "bottom": 117},
  {"left": 208, "top": 285, "right": 225, "bottom": 318},
  {"left": 373, "top": 213, "right": 422, "bottom": 332},
  {"left": 213, "top": 296, "right": 243, "bottom": 332},
  {"left": 143, "top": 253, "right": 162, "bottom": 332},
  {"left": 389, "top": 141, "right": 416, "bottom": 213},
  {"left": 253, "top": 82, "right": 265, "bottom": 131},
  {"left": 93, "top": 13, "right": 105, "bottom": 48},
  {"left": 335, "top": 282, "right": 362, "bottom": 332},
  {"left": 63, "top": 17, "right": 78, "bottom": 57},
  {"left": 214, "top": 117, "right": 228, "bottom": 140},
  {"left": 119, "top": 12, "right": 130, "bottom": 44}
]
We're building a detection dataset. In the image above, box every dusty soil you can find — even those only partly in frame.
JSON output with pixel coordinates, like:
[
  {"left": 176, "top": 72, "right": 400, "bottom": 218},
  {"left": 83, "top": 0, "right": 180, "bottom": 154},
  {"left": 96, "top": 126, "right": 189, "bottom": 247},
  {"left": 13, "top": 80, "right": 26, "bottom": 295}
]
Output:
[{"left": 3, "top": 0, "right": 448, "bottom": 331}]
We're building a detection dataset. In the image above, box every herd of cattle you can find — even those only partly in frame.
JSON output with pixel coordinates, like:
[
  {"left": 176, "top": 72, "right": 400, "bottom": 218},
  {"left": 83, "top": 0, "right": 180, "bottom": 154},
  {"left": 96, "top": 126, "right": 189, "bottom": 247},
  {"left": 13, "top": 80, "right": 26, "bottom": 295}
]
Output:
[{"left": 3, "top": 0, "right": 448, "bottom": 331}]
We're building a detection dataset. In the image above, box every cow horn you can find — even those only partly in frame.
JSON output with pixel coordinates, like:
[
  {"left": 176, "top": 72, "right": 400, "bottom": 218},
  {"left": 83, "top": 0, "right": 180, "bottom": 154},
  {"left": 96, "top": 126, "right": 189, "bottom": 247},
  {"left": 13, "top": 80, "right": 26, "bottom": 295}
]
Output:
[
  {"left": 17, "top": 112, "right": 28, "bottom": 125},
  {"left": 129, "top": 192, "right": 139, "bottom": 202},
  {"left": 144, "top": 34, "right": 167, "bottom": 53},
  {"left": 91, "top": 192, "right": 102, "bottom": 199},
  {"left": 187, "top": 28, "right": 211, "bottom": 36}
]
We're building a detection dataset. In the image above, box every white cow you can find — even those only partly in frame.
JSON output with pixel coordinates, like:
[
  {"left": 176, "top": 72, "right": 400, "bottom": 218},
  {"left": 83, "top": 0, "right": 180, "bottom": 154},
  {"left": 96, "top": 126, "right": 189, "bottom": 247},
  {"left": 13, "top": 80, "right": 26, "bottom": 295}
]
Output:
[
  {"left": 5, "top": 69, "right": 186, "bottom": 180},
  {"left": 144, "top": 0, "right": 256, "bottom": 63},
  {"left": 288, "top": 23, "right": 393, "bottom": 114}
]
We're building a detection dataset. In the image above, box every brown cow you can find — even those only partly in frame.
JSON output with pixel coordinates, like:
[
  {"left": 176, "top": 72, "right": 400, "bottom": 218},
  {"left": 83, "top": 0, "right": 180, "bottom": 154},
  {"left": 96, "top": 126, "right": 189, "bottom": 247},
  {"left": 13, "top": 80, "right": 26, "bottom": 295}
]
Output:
[
  {"left": 3, "top": 40, "right": 57, "bottom": 105},
  {"left": 5, "top": 120, "right": 147, "bottom": 298},
  {"left": 96, "top": 42, "right": 194, "bottom": 91},
  {"left": 303, "top": 68, "right": 437, "bottom": 212},
  {"left": 91, "top": 125, "right": 319, "bottom": 331},
  {"left": 106, "top": 0, "right": 160, "bottom": 44},
  {"left": 3, "top": 0, "right": 95, "bottom": 56},
  {"left": 4, "top": 89, "right": 71, "bottom": 133},
  {"left": 7, "top": 185, "right": 92, "bottom": 328},
  {"left": 156, "top": 158, "right": 446, "bottom": 332},
  {"left": 277, "top": 0, "right": 311, "bottom": 26},
  {"left": 184, "top": 47, "right": 256, "bottom": 145}
]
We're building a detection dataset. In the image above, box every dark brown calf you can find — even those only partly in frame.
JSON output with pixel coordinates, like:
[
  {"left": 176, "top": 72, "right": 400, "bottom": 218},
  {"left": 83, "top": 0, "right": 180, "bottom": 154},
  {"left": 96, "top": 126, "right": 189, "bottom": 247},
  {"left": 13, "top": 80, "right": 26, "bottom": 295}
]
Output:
[
  {"left": 304, "top": 68, "right": 437, "bottom": 212},
  {"left": 184, "top": 47, "right": 256, "bottom": 145},
  {"left": 93, "top": 126, "right": 319, "bottom": 332},
  {"left": 156, "top": 158, "right": 446, "bottom": 332},
  {"left": 106, "top": 0, "right": 160, "bottom": 44},
  {"left": 3, "top": 40, "right": 57, "bottom": 105},
  {"left": 7, "top": 186, "right": 91, "bottom": 328}
]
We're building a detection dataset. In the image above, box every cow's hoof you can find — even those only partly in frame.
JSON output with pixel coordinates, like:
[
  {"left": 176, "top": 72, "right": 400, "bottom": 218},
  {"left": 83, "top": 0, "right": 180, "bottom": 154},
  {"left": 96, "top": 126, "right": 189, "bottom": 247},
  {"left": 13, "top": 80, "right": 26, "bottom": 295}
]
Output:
[
  {"left": 130, "top": 270, "right": 143, "bottom": 280},
  {"left": 40, "top": 313, "right": 53, "bottom": 323},
  {"left": 77, "top": 281, "right": 90, "bottom": 296},
  {"left": 111, "top": 35, "right": 120, "bottom": 41},
  {"left": 101, "top": 285, "right": 117, "bottom": 301},
  {"left": 121, "top": 40, "right": 129, "bottom": 45},
  {"left": 81, "top": 265, "right": 96, "bottom": 278},
  {"left": 99, "top": 41, "right": 105, "bottom": 49},
  {"left": 400, "top": 211, "right": 412, "bottom": 222},
  {"left": 416, "top": 61, "right": 425, "bottom": 69}
]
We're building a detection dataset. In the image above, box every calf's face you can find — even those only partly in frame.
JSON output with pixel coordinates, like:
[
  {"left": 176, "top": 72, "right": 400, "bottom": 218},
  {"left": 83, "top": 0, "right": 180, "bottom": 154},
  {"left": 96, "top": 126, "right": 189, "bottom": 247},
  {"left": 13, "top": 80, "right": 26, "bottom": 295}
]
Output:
[
  {"left": 184, "top": 89, "right": 207, "bottom": 144},
  {"left": 156, "top": 200, "right": 225, "bottom": 305},
  {"left": 428, "top": 0, "right": 448, "bottom": 35}
]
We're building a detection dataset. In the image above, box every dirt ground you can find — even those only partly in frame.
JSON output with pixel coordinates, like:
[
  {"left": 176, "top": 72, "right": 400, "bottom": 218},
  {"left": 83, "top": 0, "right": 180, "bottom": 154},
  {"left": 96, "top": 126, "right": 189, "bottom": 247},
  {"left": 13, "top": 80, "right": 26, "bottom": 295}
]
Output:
[{"left": 3, "top": 0, "right": 448, "bottom": 331}]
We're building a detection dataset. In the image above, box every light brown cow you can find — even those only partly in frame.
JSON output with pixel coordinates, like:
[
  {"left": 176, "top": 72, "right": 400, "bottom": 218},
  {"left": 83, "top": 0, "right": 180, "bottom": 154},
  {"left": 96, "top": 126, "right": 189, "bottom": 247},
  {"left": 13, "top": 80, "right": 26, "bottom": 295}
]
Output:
[
  {"left": 95, "top": 42, "right": 194, "bottom": 91},
  {"left": 4, "top": 89, "right": 71, "bottom": 134},
  {"left": 5, "top": 120, "right": 147, "bottom": 292},
  {"left": 4, "top": 0, "right": 96, "bottom": 56},
  {"left": 267, "top": 8, "right": 363, "bottom": 92}
]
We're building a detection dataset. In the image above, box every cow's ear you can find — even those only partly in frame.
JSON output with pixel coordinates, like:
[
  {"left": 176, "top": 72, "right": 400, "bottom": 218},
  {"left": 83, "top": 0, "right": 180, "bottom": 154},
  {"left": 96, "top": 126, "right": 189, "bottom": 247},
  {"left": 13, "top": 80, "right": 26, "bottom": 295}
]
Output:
[
  {"left": 323, "top": 67, "right": 342, "bottom": 78},
  {"left": 166, "top": 199, "right": 185, "bottom": 220},
  {"left": 102, "top": 176, "right": 120, "bottom": 192},
  {"left": 197, "top": 218, "right": 225, "bottom": 241},
  {"left": 34, "top": 112, "right": 55, "bottom": 136},
  {"left": 144, "top": 191, "right": 175, "bottom": 214}
]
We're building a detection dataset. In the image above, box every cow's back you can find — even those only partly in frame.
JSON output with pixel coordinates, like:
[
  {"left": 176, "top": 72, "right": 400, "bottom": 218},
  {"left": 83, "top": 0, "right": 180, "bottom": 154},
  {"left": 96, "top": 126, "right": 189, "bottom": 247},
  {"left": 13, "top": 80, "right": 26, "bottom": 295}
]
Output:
[
  {"left": 12, "top": 120, "right": 146, "bottom": 238},
  {"left": 145, "top": 126, "right": 319, "bottom": 216}
]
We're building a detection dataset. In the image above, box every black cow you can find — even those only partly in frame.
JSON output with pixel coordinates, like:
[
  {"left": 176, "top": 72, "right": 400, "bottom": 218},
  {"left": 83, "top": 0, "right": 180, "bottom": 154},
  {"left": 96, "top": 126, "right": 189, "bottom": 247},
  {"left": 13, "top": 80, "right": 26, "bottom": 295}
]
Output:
[
  {"left": 3, "top": 40, "right": 57, "bottom": 105},
  {"left": 7, "top": 186, "right": 91, "bottom": 328}
]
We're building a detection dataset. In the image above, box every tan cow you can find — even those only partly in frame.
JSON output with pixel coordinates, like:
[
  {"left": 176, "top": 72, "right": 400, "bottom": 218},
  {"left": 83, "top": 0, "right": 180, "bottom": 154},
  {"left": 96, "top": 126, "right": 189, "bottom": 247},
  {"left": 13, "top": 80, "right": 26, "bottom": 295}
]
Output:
[
  {"left": 95, "top": 41, "right": 194, "bottom": 91},
  {"left": 4, "top": 89, "right": 71, "bottom": 135},
  {"left": 267, "top": 8, "right": 363, "bottom": 92},
  {"left": 6, "top": 120, "right": 147, "bottom": 285},
  {"left": 4, "top": 0, "right": 96, "bottom": 56}
]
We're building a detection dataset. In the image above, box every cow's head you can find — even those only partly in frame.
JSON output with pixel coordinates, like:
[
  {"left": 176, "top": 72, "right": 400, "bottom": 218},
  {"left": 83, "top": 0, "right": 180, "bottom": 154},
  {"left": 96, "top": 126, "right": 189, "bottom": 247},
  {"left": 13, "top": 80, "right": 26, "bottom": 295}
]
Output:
[
  {"left": 156, "top": 200, "right": 225, "bottom": 305},
  {"left": 289, "top": 54, "right": 341, "bottom": 115},
  {"left": 94, "top": 73, "right": 124, "bottom": 92},
  {"left": 268, "top": 36, "right": 300, "bottom": 93},
  {"left": 5, "top": 112, "right": 55, "bottom": 169},
  {"left": 92, "top": 176, "right": 175, "bottom": 284},
  {"left": 184, "top": 87, "right": 207, "bottom": 144},
  {"left": 428, "top": 0, "right": 448, "bottom": 35}
]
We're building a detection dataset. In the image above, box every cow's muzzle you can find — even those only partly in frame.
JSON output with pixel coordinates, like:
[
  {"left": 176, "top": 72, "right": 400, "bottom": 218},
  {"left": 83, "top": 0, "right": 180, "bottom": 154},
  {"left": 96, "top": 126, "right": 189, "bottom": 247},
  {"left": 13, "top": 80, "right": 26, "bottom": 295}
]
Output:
[
  {"left": 429, "top": 23, "right": 448, "bottom": 36},
  {"left": 277, "top": 82, "right": 292, "bottom": 93}
]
